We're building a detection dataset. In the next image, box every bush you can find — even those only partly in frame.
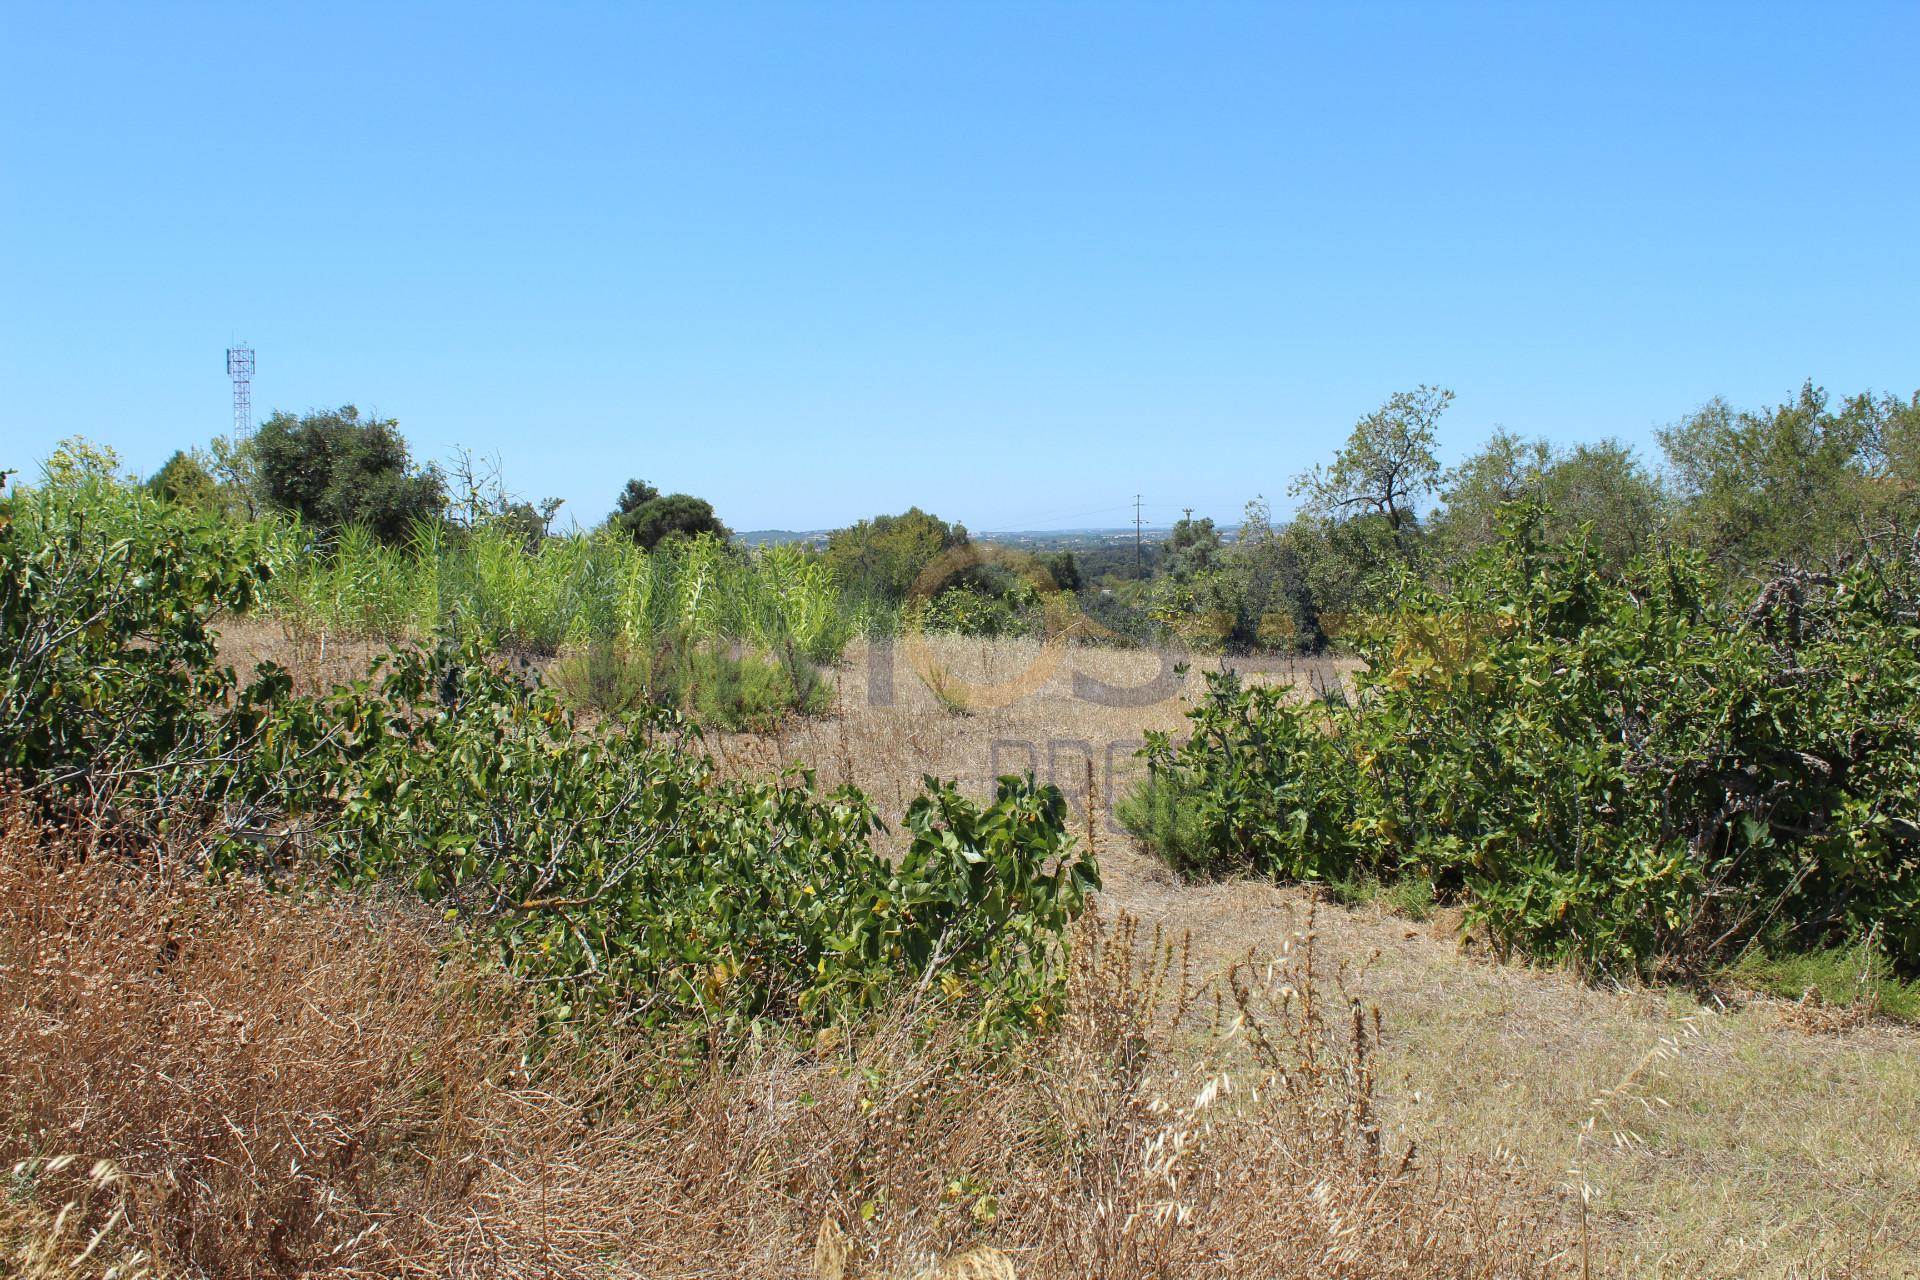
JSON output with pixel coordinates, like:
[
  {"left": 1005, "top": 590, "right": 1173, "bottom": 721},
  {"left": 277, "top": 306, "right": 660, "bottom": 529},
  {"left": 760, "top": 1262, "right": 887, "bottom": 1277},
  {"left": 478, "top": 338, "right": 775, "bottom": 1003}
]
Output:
[
  {"left": 238, "top": 643, "right": 1094, "bottom": 1035},
  {"left": 546, "top": 635, "right": 655, "bottom": 717},
  {"left": 252, "top": 406, "right": 445, "bottom": 543},
  {"left": 2, "top": 487, "right": 1098, "bottom": 1041},
  {"left": 1131, "top": 506, "right": 1920, "bottom": 979},
  {"left": 652, "top": 636, "right": 831, "bottom": 730},
  {"left": 0, "top": 480, "right": 277, "bottom": 803},
  {"left": 1129, "top": 670, "right": 1360, "bottom": 884},
  {"left": 1114, "top": 773, "right": 1213, "bottom": 878},
  {"left": 910, "top": 584, "right": 1044, "bottom": 639}
]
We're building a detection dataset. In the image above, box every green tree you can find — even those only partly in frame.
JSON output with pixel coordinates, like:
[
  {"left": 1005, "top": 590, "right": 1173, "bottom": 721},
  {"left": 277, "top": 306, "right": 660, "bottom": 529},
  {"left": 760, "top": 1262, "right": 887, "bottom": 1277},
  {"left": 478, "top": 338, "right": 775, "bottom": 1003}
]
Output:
[
  {"left": 1434, "top": 432, "right": 1662, "bottom": 573},
  {"left": 1430, "top": 430, "right": 1552, "bottom": 557},
  {"left": 822, "top": 507, "right": 968, "bottom": 601},
  {"left": 612, "top": 491, "right": 729, "bottom": 549},
  {"left": 1658, "top": 382, "right": 1918, "bottom": 575},
  {"left": 252, "top": 406, "right": 444, "bottom": 542},
  {"left": 207, "top": 433, "right": 259, "bottom": 519},
  {"left": 144, "top": 450, "right": 221, "bottom": 509},
  {"left": 1167, "top": 515, "right": 1222, "bottom": 580},
  {"left": 1538, "top": 440, "right": 1664, "bottom": 570},
  {"left": 611, "top": 478, "right": 661, "bottom": 523},
  {"left": 1229, "top": 497, "right": 1322, "bottom": 650},
  {"left": 1285, "top": 512, "right": 1403, "bottom": 638},
  {"left": 1291, "top": 385, "right": 1451, "bottom": 546},
  {"left": 1884, "top": 393, "right": 1920, "bottom": 498},
  {"left": 1036, "top": 550, "right": 1084, "bottom": 593}
]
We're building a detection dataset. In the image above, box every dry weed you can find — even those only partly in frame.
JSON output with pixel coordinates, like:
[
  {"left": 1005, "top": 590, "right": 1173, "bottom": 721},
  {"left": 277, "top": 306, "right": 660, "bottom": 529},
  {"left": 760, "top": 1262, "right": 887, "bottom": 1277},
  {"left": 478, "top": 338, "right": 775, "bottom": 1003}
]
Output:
[{"left": 0, "top": 796, "right": 1557, "bottom": 1278}]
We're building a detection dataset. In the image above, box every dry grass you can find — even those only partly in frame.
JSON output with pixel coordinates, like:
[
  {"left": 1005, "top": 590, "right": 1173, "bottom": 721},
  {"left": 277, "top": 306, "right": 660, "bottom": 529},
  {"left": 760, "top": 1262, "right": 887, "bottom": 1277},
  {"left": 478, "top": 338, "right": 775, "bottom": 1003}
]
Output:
[
  {"left": 198, "top": 622, "right": 1920, "bottom": 1277},
  {"left": 0, "top": 792, "right": 526, "bottom": 1276},
  {"left": 217, "top": 616, "right": 399, "bottom": 698},
  {"left": 2, "top": 793, "right": 1561, "bottom": 1279},
  {"left": 1104, "top": 875, "right": 1920, "bottom": 1279},
  {"left": 714, "top": 637, "right": 1357, "bottom": 850}
]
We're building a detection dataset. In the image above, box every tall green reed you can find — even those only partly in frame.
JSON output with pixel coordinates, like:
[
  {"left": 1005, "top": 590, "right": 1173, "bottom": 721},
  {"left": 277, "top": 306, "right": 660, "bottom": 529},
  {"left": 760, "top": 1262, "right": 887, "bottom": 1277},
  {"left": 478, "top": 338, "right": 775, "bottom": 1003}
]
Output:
[{"left": 267, "top": 526, "right": 860, "bottom": 663}]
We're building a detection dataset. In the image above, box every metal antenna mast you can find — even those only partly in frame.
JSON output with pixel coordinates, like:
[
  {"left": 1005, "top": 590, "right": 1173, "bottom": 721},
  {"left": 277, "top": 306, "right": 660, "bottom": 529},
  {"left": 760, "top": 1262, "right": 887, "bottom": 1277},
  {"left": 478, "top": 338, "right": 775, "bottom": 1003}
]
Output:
[
  {"left": 226, "top": 343, "right": 256, "bottom": 438},
  {"left": 1133, "top": 494, "right": 1144, "bottom": 573}
]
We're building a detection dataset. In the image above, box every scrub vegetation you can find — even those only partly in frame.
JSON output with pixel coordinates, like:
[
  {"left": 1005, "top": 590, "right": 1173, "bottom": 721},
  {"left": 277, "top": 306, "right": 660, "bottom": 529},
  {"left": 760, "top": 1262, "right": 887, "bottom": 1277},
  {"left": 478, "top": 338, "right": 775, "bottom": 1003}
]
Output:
[{"left": 5, "top": 378, "right": 1917, "bottom": 1276}]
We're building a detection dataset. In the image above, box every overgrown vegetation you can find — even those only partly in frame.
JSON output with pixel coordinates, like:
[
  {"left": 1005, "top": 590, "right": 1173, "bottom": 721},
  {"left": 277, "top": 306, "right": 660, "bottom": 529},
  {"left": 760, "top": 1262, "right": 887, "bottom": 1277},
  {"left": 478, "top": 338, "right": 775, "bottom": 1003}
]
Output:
[
  {"left": 0, "top": 822, "right": 1557, "bottom": 1278},
  {"left": 1, "top": 477, "right": 1097, "bottom": 1042},
  {"left": 1128, "top": 506, "right": 1920, "bottom": 983},
  {"left": 9, "top": 375, "right": 1920, "bottom": 1273}
]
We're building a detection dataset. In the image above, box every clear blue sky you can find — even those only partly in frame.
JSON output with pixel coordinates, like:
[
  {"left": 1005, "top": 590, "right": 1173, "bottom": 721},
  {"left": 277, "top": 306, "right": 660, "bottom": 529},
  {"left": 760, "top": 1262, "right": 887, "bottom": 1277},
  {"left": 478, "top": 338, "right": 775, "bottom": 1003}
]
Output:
[{"left": 4, "top": 3, "right": 1916, "bottom": 533}]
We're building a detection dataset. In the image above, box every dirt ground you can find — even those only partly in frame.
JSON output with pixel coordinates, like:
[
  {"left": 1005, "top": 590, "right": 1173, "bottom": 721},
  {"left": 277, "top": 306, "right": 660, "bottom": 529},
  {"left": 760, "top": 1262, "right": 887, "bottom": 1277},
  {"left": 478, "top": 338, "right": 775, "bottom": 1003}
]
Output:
[{"left": 218, "top": 619, "right": 1920, "bottom": 1277}]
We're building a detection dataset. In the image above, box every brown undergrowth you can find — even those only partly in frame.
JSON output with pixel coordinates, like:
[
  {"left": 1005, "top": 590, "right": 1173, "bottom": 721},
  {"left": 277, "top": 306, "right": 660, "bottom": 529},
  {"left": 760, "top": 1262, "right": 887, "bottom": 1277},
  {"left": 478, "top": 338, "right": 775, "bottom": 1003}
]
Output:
[{"left": 1, "top": 796, "right": 1560, "bottom": 1279}]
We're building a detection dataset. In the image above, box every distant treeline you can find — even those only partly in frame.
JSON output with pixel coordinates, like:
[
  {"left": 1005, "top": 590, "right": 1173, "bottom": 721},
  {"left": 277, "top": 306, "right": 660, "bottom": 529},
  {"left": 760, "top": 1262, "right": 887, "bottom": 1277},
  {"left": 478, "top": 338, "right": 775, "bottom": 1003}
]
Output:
[{"left": 26, "top": 378, "right": 1920, "bottom": 656}]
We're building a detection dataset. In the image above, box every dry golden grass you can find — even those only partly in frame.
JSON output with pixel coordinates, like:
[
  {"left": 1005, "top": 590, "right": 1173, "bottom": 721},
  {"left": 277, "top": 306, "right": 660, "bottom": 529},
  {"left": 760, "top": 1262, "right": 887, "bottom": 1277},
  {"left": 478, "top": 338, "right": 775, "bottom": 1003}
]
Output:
[
  {"left": 3, "top": 792, "right": 1561, "bottom": 1279},
  {"left": 198, "top": 622, "right": 1920, "bottom": 1277},
  {"left": 712, "top": 636, "right": 1357, "bottom": 849},
  {"left": 217, "top": 616, "right": 395, "bottom": 698}
]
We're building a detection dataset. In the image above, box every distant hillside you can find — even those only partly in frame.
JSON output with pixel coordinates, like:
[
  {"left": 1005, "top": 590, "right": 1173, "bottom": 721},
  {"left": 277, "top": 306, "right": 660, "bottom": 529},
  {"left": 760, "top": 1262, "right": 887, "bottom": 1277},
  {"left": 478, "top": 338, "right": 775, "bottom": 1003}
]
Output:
[
  {"left": 736, "top": 529, "right": 833, "bottom": 548},
  {"left": 737, "top": 526, "right": 1230, "bottom": 552},
  {"left": 978, "top": 526, "right": 1232, "bottom": 549}
]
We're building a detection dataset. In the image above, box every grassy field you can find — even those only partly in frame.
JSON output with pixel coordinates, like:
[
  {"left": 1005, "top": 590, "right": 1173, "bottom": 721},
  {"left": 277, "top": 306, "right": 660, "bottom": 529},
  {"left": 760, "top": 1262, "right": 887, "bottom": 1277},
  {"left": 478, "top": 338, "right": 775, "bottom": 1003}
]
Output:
[
  {"left": 756, "top": 634, "right": 1920, "bottom": 1278},
  {"left": 4, "top": 604, "right": 1910, "bottom": 1276},
  {"left": 185, "top": 620, "right": 1920, "bottom": 1277}
]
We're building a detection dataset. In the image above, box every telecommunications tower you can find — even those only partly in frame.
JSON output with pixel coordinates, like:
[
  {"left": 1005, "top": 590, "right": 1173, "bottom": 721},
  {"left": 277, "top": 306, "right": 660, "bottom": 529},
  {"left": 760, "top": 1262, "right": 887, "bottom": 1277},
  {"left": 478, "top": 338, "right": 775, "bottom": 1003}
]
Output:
[{"left": 226, "top": 343, "right": 255, "bottom": 438}]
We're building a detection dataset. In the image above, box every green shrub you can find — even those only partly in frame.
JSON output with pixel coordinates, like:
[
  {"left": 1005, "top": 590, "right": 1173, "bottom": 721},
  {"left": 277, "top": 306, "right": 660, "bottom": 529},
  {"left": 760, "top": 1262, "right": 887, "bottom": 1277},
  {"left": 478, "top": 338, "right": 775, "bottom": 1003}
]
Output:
[
  {"left": 662, "top": 642, "right": 831, "bottom": 731},
  {"left": 2, "top": 494, "right": 1095, "bottom": 1042},
  {"left": 911, "top": 584, "right": 1044, "bottom": 638},
  {"left": 0, "top": 480, "right": 278, "bottom": 801},
  {"left": 1136, "top": 506, "right": 1920, "bottom": 979},
  {"left": 234, "top": 642, "right": 1095, "bottom": 1036},
  {"left": 1114, "top": 773, "right": 1213, "bottom": 878},
  {"left": 546, "top": 636, "right": 654, "bottom": 717},
  {"left": 1726, "top": 942, "right": 1920, "bottom": 1023},
  {"left": 1132, "top": 670, "right": 1361, "bottom": 883}
]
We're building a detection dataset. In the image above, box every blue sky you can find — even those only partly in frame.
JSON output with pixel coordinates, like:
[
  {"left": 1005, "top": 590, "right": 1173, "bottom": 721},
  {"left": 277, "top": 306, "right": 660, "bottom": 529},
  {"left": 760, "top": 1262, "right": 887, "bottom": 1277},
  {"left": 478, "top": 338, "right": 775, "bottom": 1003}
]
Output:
[{"left": 3, "top": 3, "right": 1916, "bottom": 533}]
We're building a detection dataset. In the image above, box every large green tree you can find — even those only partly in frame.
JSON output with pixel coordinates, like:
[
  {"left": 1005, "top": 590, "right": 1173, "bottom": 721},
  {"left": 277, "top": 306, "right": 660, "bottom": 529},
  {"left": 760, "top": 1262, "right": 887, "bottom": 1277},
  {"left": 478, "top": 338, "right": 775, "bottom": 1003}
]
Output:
[
  {"left": 1291, "top": 385, "right": 1451, "bottom": 544},
  {"left": 1433, "top": 432, "right": 1663, "bottom": 572},
  {"left": 606, "top": 478, "right": 729, "bottom": 549},
  {"left": 822, "top": 507, "right": 968, "bottom": 601},
  {"left": 1659, "top": 382, "right": 1918, "bottom": 575},
  {"left": 252, "top": 406, "right": 444, "bottom": 542}
]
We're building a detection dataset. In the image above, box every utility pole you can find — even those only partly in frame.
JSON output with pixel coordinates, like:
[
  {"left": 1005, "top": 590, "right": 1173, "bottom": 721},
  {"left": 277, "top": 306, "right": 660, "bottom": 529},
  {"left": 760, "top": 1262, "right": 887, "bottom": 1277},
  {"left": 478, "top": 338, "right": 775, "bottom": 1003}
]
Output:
[
  {"left": 1182, "top": 507, "right": 1193, "bottom": 524},
  {"left": 1133, "top": 494, "right": 1144, "bottom": 574}
]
